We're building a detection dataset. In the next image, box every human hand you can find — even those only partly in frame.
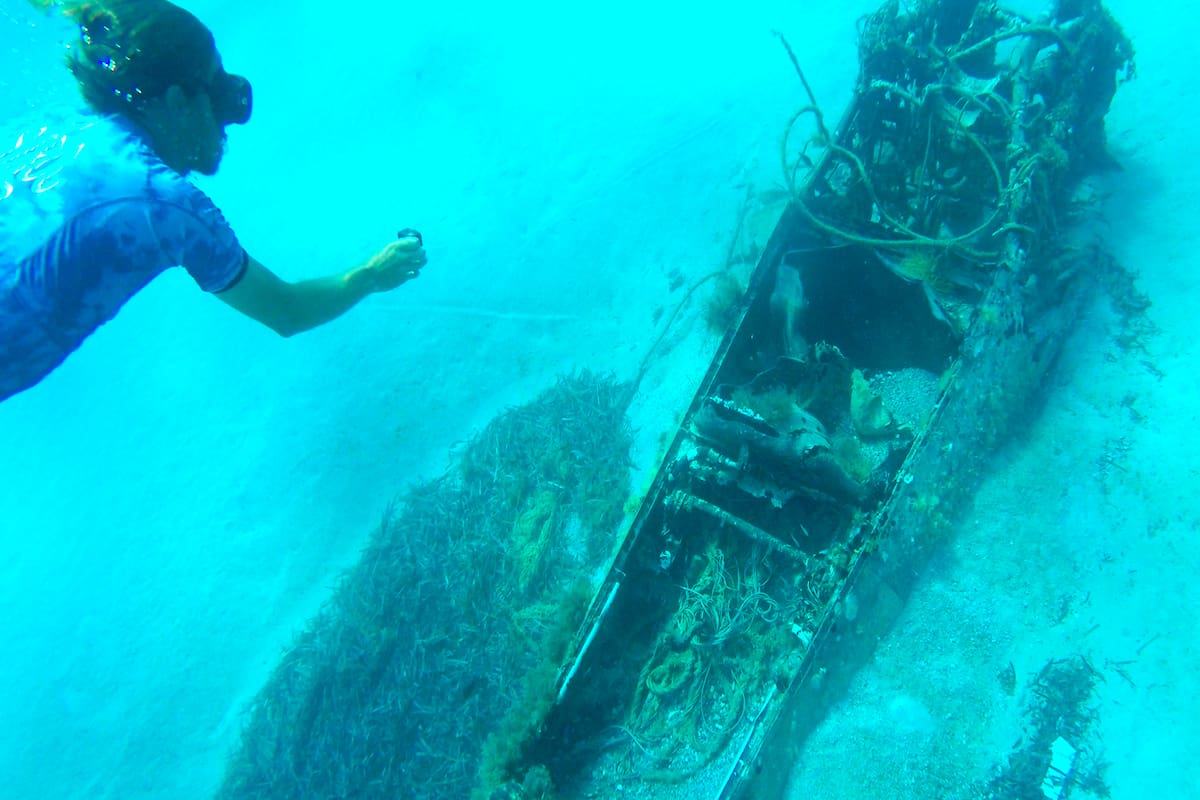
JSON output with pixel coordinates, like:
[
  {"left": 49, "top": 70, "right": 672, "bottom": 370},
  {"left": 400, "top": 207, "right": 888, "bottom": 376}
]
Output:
[{"left": 361, "top": 234, "right": 428, "bottom": 292}]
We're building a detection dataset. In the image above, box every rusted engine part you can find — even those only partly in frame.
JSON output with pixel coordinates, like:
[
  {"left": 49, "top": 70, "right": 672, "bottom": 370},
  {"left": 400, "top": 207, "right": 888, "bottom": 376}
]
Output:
[{"left": 781, "top": 0, "right": 1133, "bottom": 336}]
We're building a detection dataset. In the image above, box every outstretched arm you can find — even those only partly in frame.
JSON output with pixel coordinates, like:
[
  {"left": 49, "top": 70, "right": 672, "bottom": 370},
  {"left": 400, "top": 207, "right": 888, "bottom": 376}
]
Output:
[{"left": 214, "top": 236, "right": 426, "bottom": 337}]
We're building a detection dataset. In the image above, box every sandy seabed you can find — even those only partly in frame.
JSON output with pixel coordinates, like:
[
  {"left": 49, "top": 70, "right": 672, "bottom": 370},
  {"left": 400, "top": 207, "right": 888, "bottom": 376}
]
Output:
[{"left": 0, "top": 1, "right": 1194, "bottom": 798}]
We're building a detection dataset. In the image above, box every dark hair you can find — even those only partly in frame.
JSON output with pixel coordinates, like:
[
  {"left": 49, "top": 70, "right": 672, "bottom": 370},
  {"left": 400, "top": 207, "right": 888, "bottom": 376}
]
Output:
[{"left": 60, "top": 0, "right": 217, "bottom": 115}]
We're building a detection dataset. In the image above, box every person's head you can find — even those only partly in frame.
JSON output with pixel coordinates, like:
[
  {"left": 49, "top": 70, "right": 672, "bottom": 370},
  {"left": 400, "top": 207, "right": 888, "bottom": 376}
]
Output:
[{"left": 58, "top": 0, "right": 252, "bottom": 175}]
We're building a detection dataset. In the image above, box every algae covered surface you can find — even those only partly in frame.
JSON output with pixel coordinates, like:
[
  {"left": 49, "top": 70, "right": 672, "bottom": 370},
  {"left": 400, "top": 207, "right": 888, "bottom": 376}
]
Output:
[{"left": 217, "top": 372, "right": 634, "bottom": 800}]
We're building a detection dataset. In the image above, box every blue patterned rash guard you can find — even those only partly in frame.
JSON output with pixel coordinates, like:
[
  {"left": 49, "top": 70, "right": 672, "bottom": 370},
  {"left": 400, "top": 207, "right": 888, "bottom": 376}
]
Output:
[{"left": 0, "top": 109, "right": 246, "bottom": 401}]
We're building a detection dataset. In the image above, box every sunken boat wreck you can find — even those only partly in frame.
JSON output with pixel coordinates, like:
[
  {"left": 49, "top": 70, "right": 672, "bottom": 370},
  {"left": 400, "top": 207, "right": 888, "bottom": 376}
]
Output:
[{"left": 217, "top": 2, "right": 1137, "bottom": 799}]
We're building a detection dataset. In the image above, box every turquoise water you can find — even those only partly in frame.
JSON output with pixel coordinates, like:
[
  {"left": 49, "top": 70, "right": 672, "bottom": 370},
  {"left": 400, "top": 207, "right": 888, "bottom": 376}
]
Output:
[{"left": 1, "top": 1, "right": 1196, "bottom": 798}]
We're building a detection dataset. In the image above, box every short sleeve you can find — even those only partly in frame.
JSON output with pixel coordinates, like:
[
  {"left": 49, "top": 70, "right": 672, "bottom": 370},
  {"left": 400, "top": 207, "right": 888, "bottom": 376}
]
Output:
[{"left": 143, "top": 168, "right": 247, "bottom": 293}]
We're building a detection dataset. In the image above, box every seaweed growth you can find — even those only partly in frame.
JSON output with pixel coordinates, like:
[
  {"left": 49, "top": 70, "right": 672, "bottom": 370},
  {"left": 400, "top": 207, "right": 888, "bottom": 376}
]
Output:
[
  {"left": 216, "top": 371, "right": 635, "bottom": 800},
  {"left": 777, "top": 0, "right": 1134, "bottom": 334},
  {"left": 702, "top": 272, "right": 747, "bottom": 334},
  {"left": 981, "top": 656, "right": 1110, "bottom": 799},
  {"left": 620, "top": 536, "right": 803, "bottom": 782}
]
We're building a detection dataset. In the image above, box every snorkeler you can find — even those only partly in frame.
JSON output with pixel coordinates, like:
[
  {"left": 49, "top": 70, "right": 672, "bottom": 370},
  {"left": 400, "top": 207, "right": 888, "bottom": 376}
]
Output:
[{"left": 0, "top": 0, "right": 427, "bottom": 402}]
